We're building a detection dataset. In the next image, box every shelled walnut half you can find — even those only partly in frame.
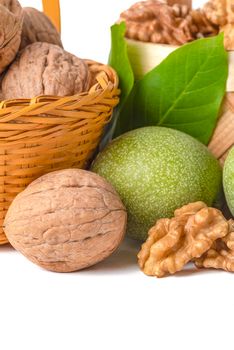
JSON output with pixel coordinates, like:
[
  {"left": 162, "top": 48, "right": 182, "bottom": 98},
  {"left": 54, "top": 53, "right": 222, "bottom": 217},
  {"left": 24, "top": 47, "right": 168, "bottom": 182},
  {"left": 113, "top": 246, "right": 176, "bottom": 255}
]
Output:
[{"left": 138, "top": 202, "right": 228, "bottom": 277}]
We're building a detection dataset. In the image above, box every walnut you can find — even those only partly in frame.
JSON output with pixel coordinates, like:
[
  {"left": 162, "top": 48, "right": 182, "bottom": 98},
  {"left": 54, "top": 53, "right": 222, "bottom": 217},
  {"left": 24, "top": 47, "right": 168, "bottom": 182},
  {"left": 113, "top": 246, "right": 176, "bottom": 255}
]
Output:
[
  {"left": 203, "top": 0, "right": 227, "bottom": 26},
  {"left": 0, "top": 0, "right": 23, "bottom": 73},
  {"left": 3, "top": 169, "right": 127, "bottom": 272},
  {"left": 174, "top": 201, "right": 207, "bottom": 217},
  {"left": 203, "top": 0, "right": 234, "bottom": 50},
  {"left": 138, "top": 202, "right": 228, "bottom": 277},
  {"left": 195, "top": 220, "right": 234, "bottom": 272},
  {"left": 20, "top": 7, "right": 63, "bottom": 50},
  {"left": 2, "top": 42, "right": 91, "bottom": 99},
  {"left": 119, "top": 0, "right": 218, "bottom": 45},
  {"left": 167, "top": 0, "right": 191, "bottom": 8}
]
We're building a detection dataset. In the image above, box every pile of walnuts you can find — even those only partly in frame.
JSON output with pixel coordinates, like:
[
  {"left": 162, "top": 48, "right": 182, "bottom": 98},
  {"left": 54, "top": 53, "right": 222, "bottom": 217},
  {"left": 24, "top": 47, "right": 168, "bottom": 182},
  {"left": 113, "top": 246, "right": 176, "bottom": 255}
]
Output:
[
  {"left": 138, "top": 202, "right": 234, "bottom": 277},
  {"left": 0, "top": 0, "right": 91, "bottom": 100},
  {"left": 119, "top": 0, "right": 233, "bottom": 49}
]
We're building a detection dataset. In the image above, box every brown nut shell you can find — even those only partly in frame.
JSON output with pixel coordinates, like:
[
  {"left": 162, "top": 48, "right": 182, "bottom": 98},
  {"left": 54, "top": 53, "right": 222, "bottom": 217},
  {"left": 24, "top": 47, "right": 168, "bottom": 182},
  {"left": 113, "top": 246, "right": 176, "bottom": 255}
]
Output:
[
  {"left": 2, "top": 42, "right": 91, "bottom": 99},
  {"left": 0, "top": 0, "right": 23, "bottom": 74},
  {"left": 3, "top": 169, "right": 127, "bottom": 272},
  {"left": 20, "top": 7, "right": 63, "bottom": 50}
]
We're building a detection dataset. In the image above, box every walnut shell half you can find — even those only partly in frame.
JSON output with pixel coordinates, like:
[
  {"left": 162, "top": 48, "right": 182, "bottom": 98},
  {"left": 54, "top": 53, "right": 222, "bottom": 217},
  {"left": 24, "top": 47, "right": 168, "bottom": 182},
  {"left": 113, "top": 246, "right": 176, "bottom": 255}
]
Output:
[
  {"left": 20, "top": 7, "right": 63, "bottom": 50},
  {"left": 0, "top": 0, "right": 23, "bottom": 73},
  {"left": 3, "top": 169, "right": 127, "bottom": 272},
  {"left": 2, "top": 42, "right": 91, "bottom": 99}
]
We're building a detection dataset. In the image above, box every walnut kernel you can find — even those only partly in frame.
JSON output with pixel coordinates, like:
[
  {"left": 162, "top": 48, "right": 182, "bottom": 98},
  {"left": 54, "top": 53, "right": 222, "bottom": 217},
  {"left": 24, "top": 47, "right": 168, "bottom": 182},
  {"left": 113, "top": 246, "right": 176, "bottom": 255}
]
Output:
[
  {"left": 119, "top": 0, "right": 218, "bottom": 45},
  {"left": 138, "top": 202, "right": 228, "bottom": 277},
  {"left": 195, "top": 220, "right": 234, "bottom": 272}
]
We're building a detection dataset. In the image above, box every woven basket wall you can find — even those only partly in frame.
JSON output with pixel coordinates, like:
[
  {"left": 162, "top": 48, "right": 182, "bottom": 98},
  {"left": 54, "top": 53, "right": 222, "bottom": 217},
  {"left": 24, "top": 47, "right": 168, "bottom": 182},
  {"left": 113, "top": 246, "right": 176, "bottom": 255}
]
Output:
[
  {"left": 0, "top": 61, "right": 119, "bottom": 245},
  {"left": 0, "top": 1, "right": 120, "bottom": 245}
]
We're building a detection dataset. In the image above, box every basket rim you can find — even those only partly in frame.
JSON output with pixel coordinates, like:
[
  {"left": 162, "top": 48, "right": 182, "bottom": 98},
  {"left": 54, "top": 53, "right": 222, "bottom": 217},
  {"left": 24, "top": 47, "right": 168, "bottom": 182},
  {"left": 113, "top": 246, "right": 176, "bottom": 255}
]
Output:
[{"left": 0, "top": 60, "right": 120, "bottom": 110}]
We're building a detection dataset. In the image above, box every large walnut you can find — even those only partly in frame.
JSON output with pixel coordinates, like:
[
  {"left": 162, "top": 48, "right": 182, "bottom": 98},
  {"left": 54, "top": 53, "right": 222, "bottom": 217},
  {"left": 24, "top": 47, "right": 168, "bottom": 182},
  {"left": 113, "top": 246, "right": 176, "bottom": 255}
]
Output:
[
  {"left": 0, "top": 0, "right": 23, "bottom": 73},
  {"left": 2, "top": 42, "right": 91, "bottom": 99},
  {"left": 3, "top": 169, "right": 127, "bottom": 273},
  {"left": 20, "top": 7, "right": 63, "bottom": 50}
]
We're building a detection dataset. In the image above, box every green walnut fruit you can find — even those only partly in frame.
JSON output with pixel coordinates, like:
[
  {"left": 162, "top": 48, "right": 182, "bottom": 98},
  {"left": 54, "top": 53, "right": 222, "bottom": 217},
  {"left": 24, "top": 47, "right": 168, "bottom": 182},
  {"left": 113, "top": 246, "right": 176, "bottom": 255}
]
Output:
[
  {"left": 92, "top": 127, "right": 222, "bottom": 241},
  {"left": 223, "top": 147, "right": 234, "bottom": 216}
]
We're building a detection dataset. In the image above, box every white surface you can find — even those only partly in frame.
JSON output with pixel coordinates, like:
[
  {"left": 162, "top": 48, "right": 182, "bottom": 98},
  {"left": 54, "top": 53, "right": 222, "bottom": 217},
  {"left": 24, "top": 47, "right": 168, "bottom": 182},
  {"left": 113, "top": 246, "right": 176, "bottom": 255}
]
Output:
[{"left": 2, "top": 1, "right": 232, "bottom": 350}]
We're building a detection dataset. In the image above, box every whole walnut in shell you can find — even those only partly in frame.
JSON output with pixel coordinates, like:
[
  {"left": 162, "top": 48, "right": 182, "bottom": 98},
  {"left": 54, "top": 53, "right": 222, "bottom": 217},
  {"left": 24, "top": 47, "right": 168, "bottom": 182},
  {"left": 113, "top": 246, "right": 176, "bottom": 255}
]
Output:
[
  {"left": 20, "top": 7, "right": 63, "bottom": 50},
  {"left": 0, "top": 0, "right": 23, "bottom": 73},
  {"left": 3, "top": 169, "right": 127, "bottom": 272},
  {"left": 2, "top": 42, "right": 91, "bottom": 99}
]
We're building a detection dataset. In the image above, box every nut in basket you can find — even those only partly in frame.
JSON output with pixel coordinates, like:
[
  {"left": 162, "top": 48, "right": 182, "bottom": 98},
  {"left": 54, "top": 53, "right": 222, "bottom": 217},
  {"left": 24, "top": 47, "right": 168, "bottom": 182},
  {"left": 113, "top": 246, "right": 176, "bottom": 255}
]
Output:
[{"left": 0, "top": 0, "right": 120, "bottom": 244}]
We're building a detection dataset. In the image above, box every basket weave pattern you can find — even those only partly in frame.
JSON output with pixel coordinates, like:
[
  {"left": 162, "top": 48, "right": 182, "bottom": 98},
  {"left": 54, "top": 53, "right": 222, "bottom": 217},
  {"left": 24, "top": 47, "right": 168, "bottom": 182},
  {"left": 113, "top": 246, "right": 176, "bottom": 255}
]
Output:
[{"left": 0, "top": 60, "right": 119, "bottom": 244}]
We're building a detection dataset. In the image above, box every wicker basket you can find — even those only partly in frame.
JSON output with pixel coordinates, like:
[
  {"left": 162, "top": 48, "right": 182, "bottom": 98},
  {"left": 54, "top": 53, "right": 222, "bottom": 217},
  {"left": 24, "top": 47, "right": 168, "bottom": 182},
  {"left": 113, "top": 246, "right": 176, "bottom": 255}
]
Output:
[
  {"left": 0, "top": 0, "right": 119, "bottom": 245},
  {"left": 126, "top": 38, "right": 234, "bottom": 166}
]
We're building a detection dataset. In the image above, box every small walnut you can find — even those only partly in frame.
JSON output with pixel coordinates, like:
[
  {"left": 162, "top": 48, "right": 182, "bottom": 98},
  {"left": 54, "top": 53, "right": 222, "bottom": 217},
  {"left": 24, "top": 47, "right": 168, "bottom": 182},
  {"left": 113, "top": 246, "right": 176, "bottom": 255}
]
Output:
[
  {"left": 138, "top": 202, "right": 228, "bottom": 277},
  {"left": 2, "top": 42, "right": 91, "bottom": 99},
  {"left": 3, "top": 169, "right": 127, "bottom": 272},
  {"left": 195, "top": 220, "right": 234, "bottom": 272},
  {"left": 20, "top": 7, "right": 63, "bottom": 50},
  {"left": 0, "top": 0, "right": 23, "bottom": 73},
  {"left": 119, "top": 0, "right": 218, "bottom": 45}
]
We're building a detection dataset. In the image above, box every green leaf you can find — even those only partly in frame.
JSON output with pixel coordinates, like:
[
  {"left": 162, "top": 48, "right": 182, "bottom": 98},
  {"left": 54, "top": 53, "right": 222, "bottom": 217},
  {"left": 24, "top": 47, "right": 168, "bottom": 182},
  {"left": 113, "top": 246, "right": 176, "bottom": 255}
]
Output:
[
  {"left": 115, "top": 34, "right": 228, "bottom": 144},
  {"left": 108, "top": 22, "right": 134, "bottom": 110},
  {"left": 100, "top": 22, "right": 134, "bottom": 146}
]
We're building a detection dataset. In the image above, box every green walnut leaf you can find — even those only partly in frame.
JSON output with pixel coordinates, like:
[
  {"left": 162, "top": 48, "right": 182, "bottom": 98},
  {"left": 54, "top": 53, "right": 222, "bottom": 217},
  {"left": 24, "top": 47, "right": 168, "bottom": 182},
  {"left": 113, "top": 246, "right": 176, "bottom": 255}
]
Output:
[
  {"left": 108, "top": 22, "right": 134, "bottom": 110},
  {"left": 101, "top": 22, "right": 134, "bottom": 145},
  {"left": 115, "top": 33, "right": 228, "bottom": 144}
]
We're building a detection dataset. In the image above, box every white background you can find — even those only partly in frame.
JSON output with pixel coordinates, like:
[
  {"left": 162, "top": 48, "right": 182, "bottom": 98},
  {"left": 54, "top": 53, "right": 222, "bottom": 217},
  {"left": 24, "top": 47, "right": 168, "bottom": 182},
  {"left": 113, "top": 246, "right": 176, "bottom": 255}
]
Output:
[{"left": 1, "top": 1, "right": 233, "bottom": 350}]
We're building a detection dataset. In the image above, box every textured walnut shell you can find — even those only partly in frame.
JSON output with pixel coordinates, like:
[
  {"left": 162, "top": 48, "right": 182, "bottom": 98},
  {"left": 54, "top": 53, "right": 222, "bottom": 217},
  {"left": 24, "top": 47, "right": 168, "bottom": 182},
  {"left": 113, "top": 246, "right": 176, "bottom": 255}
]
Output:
[
  {"left": 2, "top": 42, "right": 91, "bottom": 99},
  {"left": 20, "top": 7, "right": 63, "bottom": 50},
  {"left": 3, "top": 169, "right": 127, "bottom": 272},
  {"left": 0, "top": 0, "right": 23, "bottom": 74}
]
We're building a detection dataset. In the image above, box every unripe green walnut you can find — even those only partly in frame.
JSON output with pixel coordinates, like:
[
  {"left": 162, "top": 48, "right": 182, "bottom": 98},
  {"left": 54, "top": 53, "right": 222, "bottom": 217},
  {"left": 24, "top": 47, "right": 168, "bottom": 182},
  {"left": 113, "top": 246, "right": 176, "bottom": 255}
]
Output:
[
  {"left": 92, "top": 127, "right": 222, "bottom": 241},
  {"left": 223, "top": 147, "right": 234, "bottom": 216}
]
